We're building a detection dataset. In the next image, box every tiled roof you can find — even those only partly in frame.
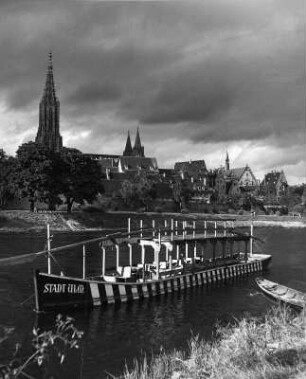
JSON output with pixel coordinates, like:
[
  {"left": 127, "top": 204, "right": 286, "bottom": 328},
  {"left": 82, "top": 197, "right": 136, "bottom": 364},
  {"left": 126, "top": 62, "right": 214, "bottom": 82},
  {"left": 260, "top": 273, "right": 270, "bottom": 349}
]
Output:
[
  {"left": 174, "top": 160, "right": 207, "bottom": 177},
  {"left": 119, "top": 156, "right": 158, "bottom": 171},
  {"left": 228, "top": 167, "right": 246, "bottom": 179}
]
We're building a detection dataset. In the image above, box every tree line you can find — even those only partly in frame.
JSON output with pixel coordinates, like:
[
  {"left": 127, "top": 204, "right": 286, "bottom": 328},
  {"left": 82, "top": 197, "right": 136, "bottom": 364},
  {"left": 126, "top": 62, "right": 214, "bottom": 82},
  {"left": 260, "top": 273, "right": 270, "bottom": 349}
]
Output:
[{"left": 0, "top": 142, "right": 104, "bottom": 212}]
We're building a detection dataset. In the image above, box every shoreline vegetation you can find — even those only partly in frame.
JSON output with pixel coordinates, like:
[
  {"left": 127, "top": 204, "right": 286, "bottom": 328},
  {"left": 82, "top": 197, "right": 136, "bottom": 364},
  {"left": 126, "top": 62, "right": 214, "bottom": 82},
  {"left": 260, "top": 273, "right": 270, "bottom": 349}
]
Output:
[
  {"left": 120, "top": 306, "right": 306, "bottom": 379},
  {"left": 0, "top": 209, "right": 305, "bottom": 233}
]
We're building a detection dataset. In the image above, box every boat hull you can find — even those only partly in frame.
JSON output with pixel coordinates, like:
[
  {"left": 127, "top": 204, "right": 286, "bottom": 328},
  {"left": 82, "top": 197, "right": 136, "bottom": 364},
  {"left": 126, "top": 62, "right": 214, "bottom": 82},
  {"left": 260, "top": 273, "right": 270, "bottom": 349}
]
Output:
[
  {"left": 35, "top": 254, "right": 271, "bottom": 312},
  {"left": 255, "top": 277, "right": 306, "bottom": 310}
]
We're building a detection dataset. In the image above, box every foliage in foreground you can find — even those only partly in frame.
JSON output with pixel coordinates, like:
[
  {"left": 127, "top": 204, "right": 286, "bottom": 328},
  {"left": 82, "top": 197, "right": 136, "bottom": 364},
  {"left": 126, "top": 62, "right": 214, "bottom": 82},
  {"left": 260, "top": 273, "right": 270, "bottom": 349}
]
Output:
[
  {"left": 0, "top": 315, "right": 83, "bottom": 379},
  {"left": 122, "top": 306, "right": 306, "bottom": 379}
]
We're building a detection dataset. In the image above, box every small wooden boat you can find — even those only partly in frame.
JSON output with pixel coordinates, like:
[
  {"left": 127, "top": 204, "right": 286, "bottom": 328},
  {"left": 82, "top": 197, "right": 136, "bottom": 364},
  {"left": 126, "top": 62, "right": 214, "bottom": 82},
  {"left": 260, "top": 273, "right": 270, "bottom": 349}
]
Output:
[
  {"left": 31, "top": 217, "right": 272, "bottom": 312},
  {"left": 255, "top": 277, "right": 306, "bottom": 310}
]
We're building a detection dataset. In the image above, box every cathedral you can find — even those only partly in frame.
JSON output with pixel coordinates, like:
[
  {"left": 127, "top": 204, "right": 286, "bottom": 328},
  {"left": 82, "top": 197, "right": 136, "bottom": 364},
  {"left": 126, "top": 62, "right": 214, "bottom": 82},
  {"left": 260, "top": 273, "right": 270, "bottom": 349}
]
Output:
[
  {"left": 34, "top": 53, "right": 158, "bottom": 181},
  {"left": 35, "top": 52, "right": 63, "bottom": 152}
]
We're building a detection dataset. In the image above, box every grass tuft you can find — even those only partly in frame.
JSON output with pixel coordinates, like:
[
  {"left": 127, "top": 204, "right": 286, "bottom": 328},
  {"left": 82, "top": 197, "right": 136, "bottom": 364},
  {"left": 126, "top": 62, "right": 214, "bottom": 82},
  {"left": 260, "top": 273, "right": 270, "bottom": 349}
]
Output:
[{"left": 120, "top": 306, "right": 306, "bottom": 379}]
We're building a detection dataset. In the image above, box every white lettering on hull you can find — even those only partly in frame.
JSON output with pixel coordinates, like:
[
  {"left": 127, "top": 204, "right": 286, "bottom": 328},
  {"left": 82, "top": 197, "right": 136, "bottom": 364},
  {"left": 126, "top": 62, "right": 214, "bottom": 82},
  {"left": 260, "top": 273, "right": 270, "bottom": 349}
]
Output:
[{"left": 43, "top": 283, "right": 85, "bottom": 294}]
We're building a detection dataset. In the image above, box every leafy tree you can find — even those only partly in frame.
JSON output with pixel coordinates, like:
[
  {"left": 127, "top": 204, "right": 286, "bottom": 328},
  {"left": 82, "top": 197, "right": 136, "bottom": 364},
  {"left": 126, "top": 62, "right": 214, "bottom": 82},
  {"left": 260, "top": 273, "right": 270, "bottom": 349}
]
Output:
[
  {"left": 171, "top": 179, "right": 193, "bottom": 212},
  {"left": 15, "top": 142, "right": 61, "bottom": 211},
  {"left": 120, "top": 179, "right": 135, "bottom": 206},
  {"left": 59, "top": 148, "right": 104, "bottom": 213},
  {"left": 0, "top": 150, "right": 17, "bottom": 208},
  {"left": 134, "top": 171, "right": 156, "bottom": 211}
]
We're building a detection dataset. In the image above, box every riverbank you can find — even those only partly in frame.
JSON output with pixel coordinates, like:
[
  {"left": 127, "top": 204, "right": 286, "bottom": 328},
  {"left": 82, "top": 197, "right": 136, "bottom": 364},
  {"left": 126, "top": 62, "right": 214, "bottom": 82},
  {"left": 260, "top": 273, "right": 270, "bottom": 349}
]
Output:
[
  {"left": 0, "top": 210, "right": 305, "bottom": 232},
  {"left": 121, "top": 306, "right": 306, "bottom": 379}
]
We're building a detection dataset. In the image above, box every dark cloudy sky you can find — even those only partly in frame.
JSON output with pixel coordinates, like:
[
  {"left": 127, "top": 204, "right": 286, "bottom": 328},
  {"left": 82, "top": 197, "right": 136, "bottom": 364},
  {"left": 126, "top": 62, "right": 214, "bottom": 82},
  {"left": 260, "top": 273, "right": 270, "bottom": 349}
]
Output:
[{"left": 0, "top": 0, "right": 304, "bottom": 183}]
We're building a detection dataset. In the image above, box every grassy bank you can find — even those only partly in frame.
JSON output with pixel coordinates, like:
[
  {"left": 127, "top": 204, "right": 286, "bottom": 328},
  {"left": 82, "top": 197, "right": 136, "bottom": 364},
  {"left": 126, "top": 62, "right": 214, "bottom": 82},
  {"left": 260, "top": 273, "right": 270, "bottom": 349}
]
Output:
[
  {"left": 121, "top": 306, "right": 306, "bottom": 379},
  {"left": 0, "top": 210, "right": 305, "bottom": 232}
]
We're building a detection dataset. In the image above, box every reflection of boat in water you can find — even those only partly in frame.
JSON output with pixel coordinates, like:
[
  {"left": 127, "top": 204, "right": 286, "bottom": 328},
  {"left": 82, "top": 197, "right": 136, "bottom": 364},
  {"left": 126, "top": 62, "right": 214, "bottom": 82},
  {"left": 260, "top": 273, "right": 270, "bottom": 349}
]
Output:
[
  {"left": 255, "top": 277, "right": 306, "bottom": 310},
  {"left": 33, "top": 217, "right": 271, "bottom": 312}
]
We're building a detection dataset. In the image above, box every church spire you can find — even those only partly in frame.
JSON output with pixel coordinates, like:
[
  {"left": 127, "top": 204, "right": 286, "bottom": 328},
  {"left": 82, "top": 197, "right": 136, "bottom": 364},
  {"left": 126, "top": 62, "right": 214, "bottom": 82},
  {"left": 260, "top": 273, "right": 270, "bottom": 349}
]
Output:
[
  {"left": 42, "top": 51, "right": 57, "bottom": 103},
  {"left": 225, "top": 151, "right": 230, "bottom": 171},
  {"left": 123, "top": 130, "right": 133, "bottom": 156},
  {"left": 36, "top": 51, "right": 63, "bottom": 152},
  {"left": 132, "top": 126, "right": 144, "bottom": 157}
]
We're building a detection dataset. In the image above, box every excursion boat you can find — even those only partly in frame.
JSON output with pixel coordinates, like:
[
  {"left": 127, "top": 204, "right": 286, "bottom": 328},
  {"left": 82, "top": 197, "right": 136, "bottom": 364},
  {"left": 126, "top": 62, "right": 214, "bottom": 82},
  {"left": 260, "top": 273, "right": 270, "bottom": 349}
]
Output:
[
  {"left": 33, "top": 217, "right": 271, "bottom": 312},
  {"left": 255, "top": 277, "right": 306, "bottom": 310}
]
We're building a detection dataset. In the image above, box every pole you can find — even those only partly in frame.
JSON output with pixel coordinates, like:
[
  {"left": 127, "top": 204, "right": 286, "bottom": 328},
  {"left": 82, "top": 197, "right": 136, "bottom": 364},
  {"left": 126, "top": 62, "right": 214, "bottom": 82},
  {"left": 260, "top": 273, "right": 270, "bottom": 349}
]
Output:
[
  {"left": 171, "top": 219, "right": 174, "bottom": 241},
  {"left": 102, "top": 247, "right": 106, "bottom": 276},
  {"left": 116, "top": 244, "right": 120, "bottom": 272},
  {"left": 82, "top": 245, "right": 86, "bottom": 279},
  {"left": 141, "top": 245, "right": 145, "bottom": 282},
  {"left": 128, "top": 243, "right": 133, "bottom": 266},
  {"left": 140, "top": 219, "right": 143, "bottom": 238},
  {"left": 152, "top": 219, "right": 155, "bottom": 237},
  {"left": 47, "top": 224, "right": 51, "bottom": 274},
  {"left": 250, "top": 214, "right": 254, "bottom": 257},
  {"left": 157, "top": 232, "right": 161, "bottom": 279},
  {"left": 128, "top": 218, "right": 131, "bottom": 238}
]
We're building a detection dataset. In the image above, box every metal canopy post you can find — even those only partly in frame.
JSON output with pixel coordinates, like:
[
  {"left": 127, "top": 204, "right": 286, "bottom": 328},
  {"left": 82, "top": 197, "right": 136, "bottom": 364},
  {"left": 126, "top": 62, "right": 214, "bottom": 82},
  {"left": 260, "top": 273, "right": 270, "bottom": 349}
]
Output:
[
  {"left": 250, "top": 218, "right": 254, "bottom": 257},
  {"left": 141, "top": 244, "right": 145, "bottom": 281},
  {"left": 128, "top": 218, "right": 131, "bottom": 238},
  {"left": 128, "top": 243, "right": 133, "bottom": 266},
  {"left": 82, "top": 245, "right": 86, "bottom": 279},
  {"left": 102, "top": 246, "right": 106, "bottom": 276},
  {"left": 115, "top": 244, "right": 120, "bottom": 272},
  {"left": 47, "top": 224, "right": 51, "bottom": 274}
]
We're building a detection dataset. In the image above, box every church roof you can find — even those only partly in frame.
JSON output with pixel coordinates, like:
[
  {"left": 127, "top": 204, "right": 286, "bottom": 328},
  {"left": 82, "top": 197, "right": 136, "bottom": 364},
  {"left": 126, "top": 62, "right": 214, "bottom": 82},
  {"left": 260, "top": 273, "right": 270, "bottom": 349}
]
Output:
[
  {"left": 227, "top": 167, "right": 246, "bottom": 180},
  {"left": 120, "top": 156, "right": 158, "bottom": 171}
]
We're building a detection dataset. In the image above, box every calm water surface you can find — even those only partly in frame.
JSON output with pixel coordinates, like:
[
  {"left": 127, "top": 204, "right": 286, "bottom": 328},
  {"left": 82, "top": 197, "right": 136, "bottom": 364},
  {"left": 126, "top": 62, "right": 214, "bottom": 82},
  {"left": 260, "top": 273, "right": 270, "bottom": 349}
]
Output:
[{"left": 0, "top": 226, "right": 305, "bottom": 378}]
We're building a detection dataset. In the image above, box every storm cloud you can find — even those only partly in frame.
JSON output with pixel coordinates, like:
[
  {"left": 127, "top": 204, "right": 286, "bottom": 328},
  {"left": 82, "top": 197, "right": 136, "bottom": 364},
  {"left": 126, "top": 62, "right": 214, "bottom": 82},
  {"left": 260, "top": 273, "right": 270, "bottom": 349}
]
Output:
[{"left": 0, "top": 0, "right": 304, "bottom": 183}]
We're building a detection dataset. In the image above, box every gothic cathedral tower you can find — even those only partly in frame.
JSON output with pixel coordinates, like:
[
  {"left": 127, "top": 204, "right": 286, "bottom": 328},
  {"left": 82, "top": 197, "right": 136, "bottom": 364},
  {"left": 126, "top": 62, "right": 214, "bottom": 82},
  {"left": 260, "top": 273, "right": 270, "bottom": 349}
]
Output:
[{"left": 36, "top": 52, "right": 63, "bottom": 152}]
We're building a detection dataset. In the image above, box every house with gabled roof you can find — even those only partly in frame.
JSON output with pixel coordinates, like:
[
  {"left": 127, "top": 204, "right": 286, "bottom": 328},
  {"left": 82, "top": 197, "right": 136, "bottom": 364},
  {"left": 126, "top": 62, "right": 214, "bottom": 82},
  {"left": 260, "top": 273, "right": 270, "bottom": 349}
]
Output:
[
  {"left": 173, "top": 160, "right": 210, "bottom": 197},
  {"left": 215, "top": 153, "right": 259, "bottom": 200}
]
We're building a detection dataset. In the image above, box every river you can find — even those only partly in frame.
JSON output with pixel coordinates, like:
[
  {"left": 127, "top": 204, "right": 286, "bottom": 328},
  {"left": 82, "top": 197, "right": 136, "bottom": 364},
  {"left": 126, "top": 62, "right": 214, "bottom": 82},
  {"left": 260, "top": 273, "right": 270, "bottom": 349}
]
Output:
[{"left": 0, "top": 226, "right": 305, "bottom": 378}]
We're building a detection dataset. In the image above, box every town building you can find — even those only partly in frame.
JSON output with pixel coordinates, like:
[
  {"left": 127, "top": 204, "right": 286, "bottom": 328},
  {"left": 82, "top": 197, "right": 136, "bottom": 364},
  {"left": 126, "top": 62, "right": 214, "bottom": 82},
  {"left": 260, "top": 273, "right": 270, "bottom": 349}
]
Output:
[
  {"left": 261, "top": 170, "right": 288, "bottom": 200},
  {"left": 215, "top": 153, "right": 259, "bottom": 200}
]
